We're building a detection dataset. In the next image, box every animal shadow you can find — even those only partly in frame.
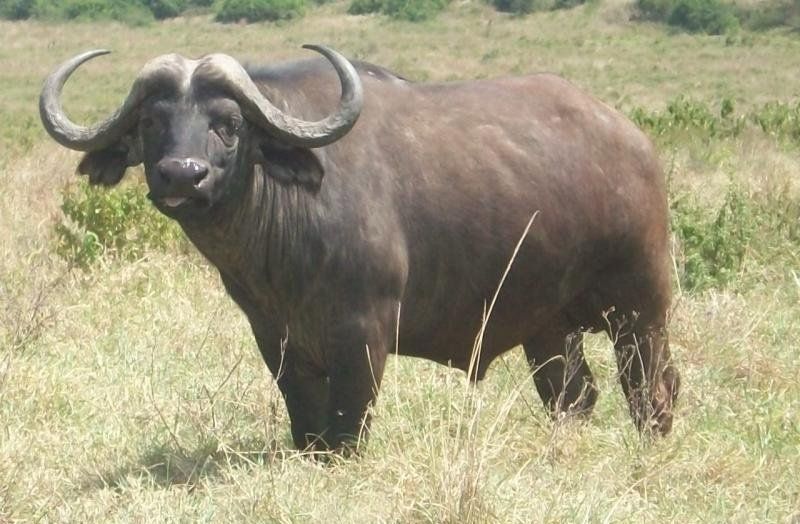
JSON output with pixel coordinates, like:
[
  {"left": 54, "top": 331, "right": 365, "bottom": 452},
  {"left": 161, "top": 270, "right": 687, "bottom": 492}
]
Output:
[{"left": 81, "top": 435, "right": 294, "bottom": 492}]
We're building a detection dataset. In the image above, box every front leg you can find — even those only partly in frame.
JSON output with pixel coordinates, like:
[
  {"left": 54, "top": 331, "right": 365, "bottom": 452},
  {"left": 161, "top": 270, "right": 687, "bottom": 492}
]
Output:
[
  {"left": 268, "top": 327, "right": 389, "bottom": 453},
  {"left": 234, "top": 309, "right": 332, "bottom": 450},
  {"left": 326, "top": 336, "right": 388, "bottom": 452},
  {"left": 257, "top": 341, "right": 330, "bottom": 451},
  {"left": 265, "top": 335, "right": 388, "bottom": 454},
  {"left": 263, "top": 308, "right": 392, "bottom": 453},
  {"left": 264, "top": 303, "right": 394, "bottom": 453},
  {"left": 221, "top": 275, "right": 329, "bottom": 450},
  {"left": 223, "top": 274, "right": 395, "bottom": 453}
]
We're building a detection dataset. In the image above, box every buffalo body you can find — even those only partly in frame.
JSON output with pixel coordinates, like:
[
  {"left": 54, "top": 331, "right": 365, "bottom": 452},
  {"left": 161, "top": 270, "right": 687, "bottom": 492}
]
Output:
[{"left": 40, "top": 47, "right": 680, "bottom": 451}]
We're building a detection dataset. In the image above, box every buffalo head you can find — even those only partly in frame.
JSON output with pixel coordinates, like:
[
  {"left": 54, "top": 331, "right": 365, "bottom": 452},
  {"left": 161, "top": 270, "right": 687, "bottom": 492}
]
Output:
[{"left": 39, "top": 46, "right": 363, "bottom": 219}]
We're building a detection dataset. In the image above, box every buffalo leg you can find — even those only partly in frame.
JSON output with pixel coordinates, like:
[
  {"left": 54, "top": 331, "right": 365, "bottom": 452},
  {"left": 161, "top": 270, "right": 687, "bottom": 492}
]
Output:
[
  {"left": 608, "top": 314, "right": 680, "bottom": 436},
  {"left": 524, "top": 324, "right": 598, "bottom": 417},
  {"left": 254, "top": 336, "right": 330, "bottom": 451},
  {"left": 276, "top": 364, "right": 330, "bottom": 451},
  {"left": 221, "top": 276, "right": 330, "bottom": 450},
  {"left": 326, "top": 332, "right": 390, "bottom": 452},
  {"left": 247, "top": 310, "right": 390, "bottom": 452},
  {"left": 323, "top": 301, "right": 397, "bottom": 453}
]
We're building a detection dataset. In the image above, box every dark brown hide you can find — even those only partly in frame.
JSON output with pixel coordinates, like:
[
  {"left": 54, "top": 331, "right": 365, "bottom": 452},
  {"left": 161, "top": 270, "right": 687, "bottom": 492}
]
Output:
[{"left": 42, "top": 51, "right": 680, "bottom": 452}]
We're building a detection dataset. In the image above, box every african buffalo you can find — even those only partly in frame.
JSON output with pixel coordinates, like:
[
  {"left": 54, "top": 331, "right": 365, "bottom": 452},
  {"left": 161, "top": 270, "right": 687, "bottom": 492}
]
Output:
[{"left": 40, "top": 46, "right": 680, "bottom": 452}]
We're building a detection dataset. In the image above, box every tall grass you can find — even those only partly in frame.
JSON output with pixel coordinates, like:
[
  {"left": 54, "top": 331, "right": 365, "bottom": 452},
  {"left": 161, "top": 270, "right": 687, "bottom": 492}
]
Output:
[{"left": 1, "top": 6, "right": 800, "bottom": 522}]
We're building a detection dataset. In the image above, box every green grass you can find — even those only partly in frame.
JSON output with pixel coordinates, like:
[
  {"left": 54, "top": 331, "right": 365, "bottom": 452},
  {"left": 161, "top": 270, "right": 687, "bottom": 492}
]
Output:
[{"left": 2, "top": 4, "right": 800, "bottom": 522}]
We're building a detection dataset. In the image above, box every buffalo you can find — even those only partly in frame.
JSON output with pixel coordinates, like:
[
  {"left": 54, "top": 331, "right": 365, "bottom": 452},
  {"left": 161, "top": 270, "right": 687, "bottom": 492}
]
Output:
[{"left": 40, "top": 46, "right": 680, "bottom": 453}]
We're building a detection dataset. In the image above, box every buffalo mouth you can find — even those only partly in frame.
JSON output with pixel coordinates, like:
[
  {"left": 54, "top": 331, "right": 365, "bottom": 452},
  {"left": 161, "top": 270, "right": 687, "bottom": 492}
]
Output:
[
  {"left": 161, "top": 196, "right": 189, "bottom": 208},
  {"left": 148, "top": 192, "right": 211, "bottom": 213}
]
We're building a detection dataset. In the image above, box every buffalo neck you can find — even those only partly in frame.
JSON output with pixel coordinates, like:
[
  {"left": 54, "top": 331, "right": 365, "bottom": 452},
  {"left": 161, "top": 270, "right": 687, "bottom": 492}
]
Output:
[{"left": 178, "top": 164, "right": 322, "bottom": 310}]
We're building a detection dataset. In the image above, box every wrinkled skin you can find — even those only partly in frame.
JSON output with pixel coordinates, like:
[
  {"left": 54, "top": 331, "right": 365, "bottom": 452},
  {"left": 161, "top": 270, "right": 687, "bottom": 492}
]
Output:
[{"left": 42, "top": 48, "right": 680, "bottom": 453}]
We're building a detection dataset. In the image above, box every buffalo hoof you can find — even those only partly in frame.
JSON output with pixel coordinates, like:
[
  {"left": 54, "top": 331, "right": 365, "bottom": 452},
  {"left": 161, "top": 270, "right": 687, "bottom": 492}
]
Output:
[{"left": 635, "top": 365, "right": 681, "bottom": 436}]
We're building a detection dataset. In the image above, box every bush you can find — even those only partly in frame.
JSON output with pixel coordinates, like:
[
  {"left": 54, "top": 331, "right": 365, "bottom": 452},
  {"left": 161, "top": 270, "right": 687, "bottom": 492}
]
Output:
[
  {"left": 348, "top": 0, "right": 382, "bottom": 14},
  {"left": 486, "top": 0, "right": 585, "bottom": 16},
  {"left": 144, "top": 0, "right": 184, "bottom": 19},
  {"left": 631, "top": 97, "right": 800, "bottom": 148},
  {"left": 55, "top": 180, "right": 184, "bottom": 269},
  {"left": 671, "top": 184, "right": 800, "bottom": 292},
  {"left": 490, "top": 0, "right": 535, "bottom": 14},
  {"left": 636, "top": 0, "right": 739, "bottom": 34},
  {"left": 215, "top": 0, "right": 306, "bottom": 22},
  {"left": 637, "top": 0, "right": 675, "bottom": 19},
  {"left": 0, "top": 0, "right": 214, "bottom": 21},
  {"left": 553, "top": 0, "right": 586, "bottom": 9},
  {"left": 15, "top": 0, "right": 157, "bottom": 23},
  {"left": 752, "top": 101, "right": 800, "bottom": 143},
  {"left": 349, "top": 0, "right": 448, "bottom": 20},
  {"left": 0, "top": 0, "right": 36, "bottom": 19},
  {"left": 671, "top": 187, "right": 756, "bottom": 291},
  {"left": 737, "top": 0, "right": 800, "bottom": 31},
  {"left": 386, "top": 0, "right": 448, "bottom": 20},
  {"left": 667, "top": 0, "right": 738, "bottom": 34},
  {"left": 630, "top": 96, "right": 745, "bottom": 143}
]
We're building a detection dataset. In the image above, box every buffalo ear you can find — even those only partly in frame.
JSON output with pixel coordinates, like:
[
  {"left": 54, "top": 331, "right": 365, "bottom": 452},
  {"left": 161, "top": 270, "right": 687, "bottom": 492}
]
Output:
[
  {"left": 77, "top": 134, "right": 142, "bottom": 186},
  {"left": 256, "top": 142, "right": 325, "bottom": 190}
]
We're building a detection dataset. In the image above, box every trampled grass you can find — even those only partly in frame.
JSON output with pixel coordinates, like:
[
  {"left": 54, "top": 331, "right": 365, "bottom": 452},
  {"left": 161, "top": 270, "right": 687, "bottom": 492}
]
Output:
[{"left": 1, "top": 3, "right": 799, "bottom": 522}]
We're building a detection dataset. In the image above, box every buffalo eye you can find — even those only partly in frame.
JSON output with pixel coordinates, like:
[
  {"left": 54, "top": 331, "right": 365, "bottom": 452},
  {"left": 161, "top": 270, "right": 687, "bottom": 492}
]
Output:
[
  {"left": 215, "top": 115, "right": 242, "bottom": 146},
  {"left": 139, "top": 115, "right": 164, "bottom": 135}
]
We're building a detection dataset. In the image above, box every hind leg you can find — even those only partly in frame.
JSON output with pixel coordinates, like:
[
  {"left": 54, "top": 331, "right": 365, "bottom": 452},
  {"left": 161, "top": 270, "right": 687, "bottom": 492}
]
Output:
[{"left": 524, "top": 321, "right": 598, "bottom": 417}]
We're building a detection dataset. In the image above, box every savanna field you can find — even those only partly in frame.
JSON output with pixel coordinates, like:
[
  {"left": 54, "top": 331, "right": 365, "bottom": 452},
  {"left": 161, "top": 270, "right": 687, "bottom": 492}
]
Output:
[{"left": 1, "top": 0, "right": 800, "bottom": 520}]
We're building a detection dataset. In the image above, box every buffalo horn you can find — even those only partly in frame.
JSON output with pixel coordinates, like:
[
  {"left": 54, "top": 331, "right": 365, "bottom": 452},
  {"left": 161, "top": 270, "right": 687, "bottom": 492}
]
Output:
[
  {"left": 201, "top": 44, "right": 363, "bottom": 148},
  {"left": 39, "top": 50, "right": 186, "bottom": 152},
  {"left": 40, "top": 46, "right": 363, "bottom": 152}
]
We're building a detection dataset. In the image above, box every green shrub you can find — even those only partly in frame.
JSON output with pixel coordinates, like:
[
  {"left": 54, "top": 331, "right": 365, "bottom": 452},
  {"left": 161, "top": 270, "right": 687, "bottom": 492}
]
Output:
[
  {"left": 553, "top": 0, "right": 585, "bottom": 9},
  {"left": 752, "top": 101, "right": 800, "bottom": 143},
  {"left": 215, "top": 0, "right": 306, "bottom": 22},
  {"left": 386, "top": 0, "right": 448, "bottom": 20},
  {"left": 757, "top": 188, "right": 800, "bottom": 253},
  {"left": 0, "top": 0, "right": 213, "bottom": 21},
  {"left": 144, "top": 0, "right": 184, "bottom": 19},
  {"left": 637, "top": 0, "right": 674, "bottom": 19},
  {"left": 0, "top": 0, "right": 36, "bottom": 19},
  {"left": 667, "top": 0, "right": 738, "bottom": 34},
  {"left": 490, "top": 0, "right": 535, "bottom": 14},
  {"left": 671, "top": 187, "right": 756, "bottom": 291},
  {"left": 636, "top": 0, "right": 739, "bottom": 34},
  {"left": 348, "top": 0, "right": 382, "bottom": 14},
  {"left": 485, "top": 0, "right": 584, "bottom": 16},
  {"left": 630, "top": 96, "right": 745, "bottom": 143},
  {"left": 631, "top": 97, "right": 800, "bottom": 148},
  {"left": 65, "top": 0, "right": 152, "bottom": 22},
  {"left": 349, "top": 0, "right": 448, "bottom": 20},
  {"left": 737, "top": 0, "right": 800, "bottom": 31},
  {"left": 27, "top": 0, "right": 156, "bottom": 23},
  {"left": 671, "top": 184, "right": 800, "bottom": 292},
  {"left": 55, "top": 180, "right": 184, "bottom": 269}
]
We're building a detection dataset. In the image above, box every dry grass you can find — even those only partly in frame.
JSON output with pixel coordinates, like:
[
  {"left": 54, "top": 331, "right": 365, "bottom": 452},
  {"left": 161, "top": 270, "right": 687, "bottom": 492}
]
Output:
[{"left": 2, "top": 3, "right": 800, "bottom": 522}]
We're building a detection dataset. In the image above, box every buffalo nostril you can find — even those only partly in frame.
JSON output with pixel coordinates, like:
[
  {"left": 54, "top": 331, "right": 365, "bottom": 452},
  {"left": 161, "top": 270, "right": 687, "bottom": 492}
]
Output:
[
  {"left": 157, "top": 158, "right": 209, "bottom": 187},
  {"left": 192, "top": 166, "right": 208, "bottom": 185},
  {"left": 179, "top": 158, "right": 208, "bottom": 185}
]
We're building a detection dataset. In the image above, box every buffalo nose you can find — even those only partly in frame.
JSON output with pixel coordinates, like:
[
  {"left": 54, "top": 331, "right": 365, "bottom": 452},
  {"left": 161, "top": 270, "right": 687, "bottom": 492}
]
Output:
[{"left": 157, "top": 158, "right": 209, "bottom": 189}]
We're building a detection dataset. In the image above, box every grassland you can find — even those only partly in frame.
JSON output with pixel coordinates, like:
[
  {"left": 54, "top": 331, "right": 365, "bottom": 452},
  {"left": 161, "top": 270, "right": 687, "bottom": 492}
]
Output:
[{"left": 1, "top": 1, "right": 799, "bottom": 522}]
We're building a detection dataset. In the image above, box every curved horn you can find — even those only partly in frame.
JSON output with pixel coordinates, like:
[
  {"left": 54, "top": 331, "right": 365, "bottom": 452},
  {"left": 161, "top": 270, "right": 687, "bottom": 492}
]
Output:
[
  {"left": 199, "top": 45, "right": 363, "bottom": 148},
  {"left": 39, "top": 50, "right": 184, "bottom": 152}
]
